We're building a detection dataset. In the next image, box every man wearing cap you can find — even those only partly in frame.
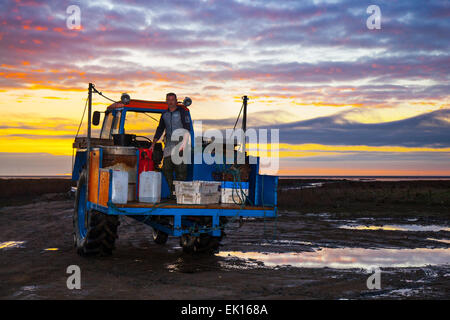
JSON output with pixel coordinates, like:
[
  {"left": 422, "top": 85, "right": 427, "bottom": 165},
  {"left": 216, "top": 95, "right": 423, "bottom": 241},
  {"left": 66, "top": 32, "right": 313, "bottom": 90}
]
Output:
[{"left": 150, "top": 92, "right": 191, "bottom": 199}]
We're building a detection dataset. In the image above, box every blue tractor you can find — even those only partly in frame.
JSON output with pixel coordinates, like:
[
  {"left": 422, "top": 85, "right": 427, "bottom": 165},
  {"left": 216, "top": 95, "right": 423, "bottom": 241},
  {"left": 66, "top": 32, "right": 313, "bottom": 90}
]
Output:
[{"left": 72, "top": 83, "right": 278, "bottom": 256}]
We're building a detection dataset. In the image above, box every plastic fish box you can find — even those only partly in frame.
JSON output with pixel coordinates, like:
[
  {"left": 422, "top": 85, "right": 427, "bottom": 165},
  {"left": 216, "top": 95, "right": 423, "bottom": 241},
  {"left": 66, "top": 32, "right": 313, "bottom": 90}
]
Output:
[
  {"left": 220, "top": 181, "right": 249, "bottom": 204},
  {"left": 173, "top": 180, "right": 221, "bottom": 195},
  {"left": 175, "top": 192, "right": 221, "bottom": 205}
]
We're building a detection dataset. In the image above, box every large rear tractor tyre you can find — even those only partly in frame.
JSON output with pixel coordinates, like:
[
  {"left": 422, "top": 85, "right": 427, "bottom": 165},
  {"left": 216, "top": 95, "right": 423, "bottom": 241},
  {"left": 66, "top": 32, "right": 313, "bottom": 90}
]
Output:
[{"left": 73, "top": 170, "right": 120, "bottom": 257}]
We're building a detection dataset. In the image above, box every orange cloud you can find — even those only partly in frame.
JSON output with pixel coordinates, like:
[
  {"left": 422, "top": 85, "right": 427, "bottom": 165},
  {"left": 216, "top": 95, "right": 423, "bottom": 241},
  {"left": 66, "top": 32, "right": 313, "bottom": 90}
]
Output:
[
  {"left": 34, "top": 26, "right": 48, "bottom": 31},
  {"left": 29, "top": 84, "right": 85, "bottom": 92}
]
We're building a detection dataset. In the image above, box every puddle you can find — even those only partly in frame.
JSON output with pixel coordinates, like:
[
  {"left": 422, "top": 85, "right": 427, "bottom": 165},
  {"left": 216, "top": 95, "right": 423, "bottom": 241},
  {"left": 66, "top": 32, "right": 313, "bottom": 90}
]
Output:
[
  {"left": 260, "top": 240, "right": 313, "bottom": 246},
  {"left": 20, "top": 285, "right": 37, "bottom": 292},
  {"left": 281, "top": 182, "right": 324, "bottom": 191},
  {"left": 305, "top": 213, "right": 331, "bottom": 218},
  {"left": 12, "top": 285, "right": 41, "bottom": 299},
  {"left": 165, "top": 257, "right": 224, "bottom": 273},
  {"left": 216, "top": 247, "right": 450, "bottom": 270},
  {"left": 375, "top": 288, "right": 430, "bottom": 298},
  {"left": 0, "top": 241, "right": 26, "bottom": 250},
  {"left": 339, "top": 224, "right": 450, "bottom": 232}
]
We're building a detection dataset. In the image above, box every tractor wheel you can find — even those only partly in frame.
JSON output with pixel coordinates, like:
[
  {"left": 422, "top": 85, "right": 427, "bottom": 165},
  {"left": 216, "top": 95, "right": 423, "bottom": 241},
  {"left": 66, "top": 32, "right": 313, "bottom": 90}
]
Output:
[
  {"left": 180, "top": 234, "right": 221, "bottom": 254},
  {"left": 180, "top": 234, "right": 196, "bottom": 253},
  {"left": 152, "top": 228, "right": 168, "bottom": 245},
  {"left": 73, "top": 170, "right": 120, "bottom": 256}
]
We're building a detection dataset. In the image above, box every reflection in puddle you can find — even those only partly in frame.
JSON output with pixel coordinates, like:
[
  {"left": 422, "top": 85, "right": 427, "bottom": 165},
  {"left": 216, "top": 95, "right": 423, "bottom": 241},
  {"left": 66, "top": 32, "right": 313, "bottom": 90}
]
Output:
[
  {"left": 247, "top": 240, "right": 314, "bottom": 247},
  {"left": 216, "top": 247, "right": 450, "bottom": 270},
  {"left": 12, "top": 285, "right": 40, "bottom": 298},
  {"left": 43, "top": 248, "right": 59, "bottom": 251},
  {"left": 0, "top": 241, "right": 26, "bottom": 250},
  {"left": 281, "top": 183, "right": 324, "bottom": 191},
  {"left": 339, "top": 224, "right": 450, "bottom": 232},
  {"left": 21, "top": 285, "right": 37, "bottom": 292},
  {"left": 166, "top": 257, "right": 223, "bottom": 273}
]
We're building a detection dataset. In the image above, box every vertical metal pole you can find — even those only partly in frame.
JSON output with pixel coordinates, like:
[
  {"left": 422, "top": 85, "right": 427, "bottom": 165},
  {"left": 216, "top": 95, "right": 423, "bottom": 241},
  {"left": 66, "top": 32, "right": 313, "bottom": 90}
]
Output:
[
  {"left": 85, "top": 83, "right": 93, "bottom": 211},
  {"left": 242, "top": 95, "right": 248, "bottom": 155}
]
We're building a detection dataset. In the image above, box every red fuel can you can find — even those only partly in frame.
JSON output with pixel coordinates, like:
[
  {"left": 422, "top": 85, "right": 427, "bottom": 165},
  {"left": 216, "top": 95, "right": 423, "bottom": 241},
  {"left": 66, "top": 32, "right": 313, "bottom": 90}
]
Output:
[{"left": 138, "top": 148, "right": 154, "bottom": 173}]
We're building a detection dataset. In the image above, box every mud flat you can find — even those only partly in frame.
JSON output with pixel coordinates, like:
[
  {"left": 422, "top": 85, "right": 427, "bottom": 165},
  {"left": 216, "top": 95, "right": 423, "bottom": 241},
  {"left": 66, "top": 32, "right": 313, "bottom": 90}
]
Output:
[
  {"left": 0, "top": 178, "right": 449, "bottom": 299},
  {"left": 278, "top": 179, "right": 450, "bottom": 218},
  {"left": 0, "top": 178, "right": 74, "bottom": 207}
]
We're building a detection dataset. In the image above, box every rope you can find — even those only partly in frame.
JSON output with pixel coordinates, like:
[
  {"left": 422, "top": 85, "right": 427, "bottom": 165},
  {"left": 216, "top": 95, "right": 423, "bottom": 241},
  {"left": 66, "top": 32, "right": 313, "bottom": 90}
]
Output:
[
  {"left": 72, "top": 95, "right": 89, "bottom": 172},
  {"left": 188, "top": 163, "right": 254, "bottom": 236},
  {"left": 229, "top": 100, "right": 244, "bottom": 139},
  {"left": 71, "top": 84, "right": 116, "bottom": 172},
  {"left": 109, "top": 199, "right": 173, "bottom": 224},
  {"left": 92, "top": 85, "right": 118, "bottom": 103},
  {"left": 75, "top": 96, "right": 89, "bottom": 138}
]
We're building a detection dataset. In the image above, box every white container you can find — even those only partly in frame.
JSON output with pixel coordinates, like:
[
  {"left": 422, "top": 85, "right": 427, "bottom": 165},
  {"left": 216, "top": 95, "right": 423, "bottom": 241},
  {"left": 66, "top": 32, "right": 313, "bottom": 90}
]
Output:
[
  {"left": 111, "top": 170, "right": 128, "bottom": 204},
  {"left": 139, "top": 171, "right": 161, "bottom": 203},
  {"left": 176, "top": 192, "right": 221, "bottom": 205},
  {"left": 173, "top": 180, "right": 221, "bottom": 195},
  {"left": 221, "top": 188, "right": 249, "bottom": 204}
]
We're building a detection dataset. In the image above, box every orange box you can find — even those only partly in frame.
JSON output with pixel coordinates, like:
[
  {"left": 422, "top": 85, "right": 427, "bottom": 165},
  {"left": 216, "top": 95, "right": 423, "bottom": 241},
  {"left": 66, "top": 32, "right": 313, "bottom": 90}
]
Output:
[
  {"left": 98, "top": 169, "right": 110, "bottom": 207},
  {"left": 88, "top": 149, "right": 100, "bottom": 203}
]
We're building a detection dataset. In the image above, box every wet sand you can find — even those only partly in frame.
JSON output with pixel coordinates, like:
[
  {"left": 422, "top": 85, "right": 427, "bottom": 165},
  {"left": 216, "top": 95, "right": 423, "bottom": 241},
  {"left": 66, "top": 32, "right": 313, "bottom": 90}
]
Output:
[{"left": 0, "top": 179, "right": 449, "bottom": 299}]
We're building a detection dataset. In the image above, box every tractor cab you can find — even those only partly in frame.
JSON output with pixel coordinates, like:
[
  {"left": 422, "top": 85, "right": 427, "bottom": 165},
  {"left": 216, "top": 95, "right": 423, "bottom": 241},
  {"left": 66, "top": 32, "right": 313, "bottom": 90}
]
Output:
[
  {"left": 93, "top": 99, "right": 193, "bottom": 149},
  {"left": 72, "top": 98, "right": 193, "bottom": 181}
]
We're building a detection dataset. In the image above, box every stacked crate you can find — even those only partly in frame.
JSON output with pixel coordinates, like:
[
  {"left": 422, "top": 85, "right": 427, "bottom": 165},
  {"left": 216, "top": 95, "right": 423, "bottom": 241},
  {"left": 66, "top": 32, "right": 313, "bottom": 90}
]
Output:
[
  {"left": 173, "top": 181, "right": 221, "bottom": 204},
  {"left": 220, "top": 181, "right": 249, "bottom": 204}
]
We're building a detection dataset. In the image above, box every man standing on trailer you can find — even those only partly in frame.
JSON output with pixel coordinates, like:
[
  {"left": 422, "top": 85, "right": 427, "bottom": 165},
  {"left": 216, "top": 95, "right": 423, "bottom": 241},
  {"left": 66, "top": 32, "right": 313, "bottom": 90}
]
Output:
[{"left": 150, "top": 92, "right": 191, "bottom": 199}]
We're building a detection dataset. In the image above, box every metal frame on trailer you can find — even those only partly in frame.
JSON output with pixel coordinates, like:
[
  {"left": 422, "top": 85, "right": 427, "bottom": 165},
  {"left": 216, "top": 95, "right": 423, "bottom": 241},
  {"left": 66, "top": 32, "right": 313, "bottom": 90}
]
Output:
[{"left": 85, "top": 166, "right": 277, "bottom": 238}]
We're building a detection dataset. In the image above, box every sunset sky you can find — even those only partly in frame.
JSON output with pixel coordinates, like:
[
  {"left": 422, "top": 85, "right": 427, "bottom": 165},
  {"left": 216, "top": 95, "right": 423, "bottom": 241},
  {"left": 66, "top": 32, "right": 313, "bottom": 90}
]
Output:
[{"left": 0, "top": 0, "right": 449, "bottom": 176}]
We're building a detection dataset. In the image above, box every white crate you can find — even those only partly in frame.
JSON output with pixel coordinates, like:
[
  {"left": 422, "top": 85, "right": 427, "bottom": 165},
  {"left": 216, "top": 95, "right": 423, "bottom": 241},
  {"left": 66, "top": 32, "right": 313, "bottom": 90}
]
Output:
[
  {"left": 176, "top": 192, "right": 221, "bottom": 205},
  {"left": 221, "top": 188, "right": 249, "bottom": 204},
  {"left": 173, "top": 180, "right": 221, "bottom": 194},
  {"left": 174, "top": 180, "right": 221, "bottom": 204}
]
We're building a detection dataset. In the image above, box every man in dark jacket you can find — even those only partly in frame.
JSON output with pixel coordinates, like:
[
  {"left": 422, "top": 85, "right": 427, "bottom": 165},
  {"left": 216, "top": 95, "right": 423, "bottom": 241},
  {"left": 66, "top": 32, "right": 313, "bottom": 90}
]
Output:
[{"left": 150, "top": 92, "right": 191, "bottom": 199}]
